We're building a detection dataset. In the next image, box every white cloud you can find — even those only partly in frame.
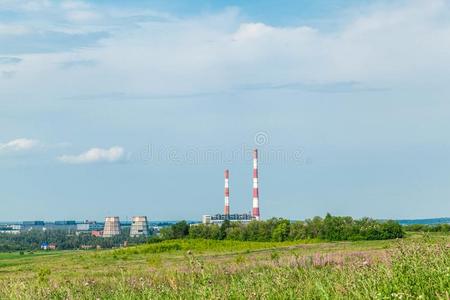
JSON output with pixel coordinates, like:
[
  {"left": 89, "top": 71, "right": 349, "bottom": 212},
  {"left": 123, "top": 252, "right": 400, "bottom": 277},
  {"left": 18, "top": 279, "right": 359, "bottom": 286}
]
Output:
[
  {"left": 58, "top": 146, "right": 124, "bottom": 164},
  {"left": 2, "top": 0, "right": 450, "bottom": 96},
  {"left": 0, "top": 138, "right": 40, "bottom": 152},
  {"left": 232, "top": 23, "right": 276, "bottom": 40}
]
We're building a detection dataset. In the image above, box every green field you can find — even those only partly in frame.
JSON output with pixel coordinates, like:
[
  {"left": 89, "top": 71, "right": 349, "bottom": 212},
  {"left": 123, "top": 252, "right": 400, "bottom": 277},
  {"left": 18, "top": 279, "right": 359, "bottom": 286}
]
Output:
[{"left": 0, "top": 234, "right": 448, "bottom": 299}]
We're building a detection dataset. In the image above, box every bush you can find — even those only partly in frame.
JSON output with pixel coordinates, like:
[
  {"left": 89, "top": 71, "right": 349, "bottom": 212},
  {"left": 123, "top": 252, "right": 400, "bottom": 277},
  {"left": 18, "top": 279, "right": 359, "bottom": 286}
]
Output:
[
  {"left": 404, "top": 223, "right": 450, "bottom": 233},
  {"left": 178, "top": 214, "right": 404, "bottom": 242}
]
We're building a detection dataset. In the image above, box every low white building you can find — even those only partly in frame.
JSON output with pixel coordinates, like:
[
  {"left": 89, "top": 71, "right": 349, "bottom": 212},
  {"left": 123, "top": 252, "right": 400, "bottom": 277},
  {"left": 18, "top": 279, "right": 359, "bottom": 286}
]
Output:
[{"left": 202, "top": 213, "right": 254, "bottom": 225}]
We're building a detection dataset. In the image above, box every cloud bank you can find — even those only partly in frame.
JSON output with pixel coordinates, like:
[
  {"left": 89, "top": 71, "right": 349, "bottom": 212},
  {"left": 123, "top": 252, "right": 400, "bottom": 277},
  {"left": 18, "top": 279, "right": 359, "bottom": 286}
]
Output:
[
  {"left": 58, "top": 146, "right": 125, "bottom": 164},
  {"left": 0, "top": 138, "right": 40, "bottom": 152},
  {"left": 2, "top": 0, "right": 450, "bottom": 97}
]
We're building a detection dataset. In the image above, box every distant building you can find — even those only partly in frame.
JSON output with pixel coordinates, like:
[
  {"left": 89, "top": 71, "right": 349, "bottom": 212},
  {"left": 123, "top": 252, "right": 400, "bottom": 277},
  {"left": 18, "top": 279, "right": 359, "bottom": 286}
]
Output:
[
  {"left": 23, "top": 220, "right": 77, "bottom": 232},
  {"left": 76, "top": 221, "right": 104, "bottom": 235},
  {"left": 76, "top": 224, "right": 90, "bottom": 232},
  {"left": 23, "top": 221, "right": 46, "bottom": 231},
  {"left": 41, "top": 242, "right": 56, "bottom": 250},
  {"left": 80, "top": 245, "right": 94, "bottom": 250},
  {"left": 202, "top": 150, "right": 261, "bottom": 225},
  {"left": 23, "top": 221, "right": 45, "bottom": 226},
  {"left": 151, "top": 226, "right": 161, "bottom": 235},
  {"left": 46, "top": 221, "right": 77, "bottom": 231},
  {"left": 130, "top": 216, "right": 149, "bottom": 237},
  {"left": 91, "top": 230, "right": 103, "bottom": 237},
  {"left": 0, "top": 224, "right": 21, "bottom": 234},
  {"left": 103, "top": 217, "right": 121, "bottom": 237},
  {"left": 202, "top": 213, "right": 254, "bottom": 225},
  {"left": 54, "top": 220, "right": 76, "bottom": 226}
]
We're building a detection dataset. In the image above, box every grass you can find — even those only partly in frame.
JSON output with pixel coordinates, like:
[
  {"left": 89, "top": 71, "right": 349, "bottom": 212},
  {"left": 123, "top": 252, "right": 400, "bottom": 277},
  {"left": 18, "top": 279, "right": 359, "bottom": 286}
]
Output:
[{"left": 0, "top": 234, "right": 448, "bottom": 299}]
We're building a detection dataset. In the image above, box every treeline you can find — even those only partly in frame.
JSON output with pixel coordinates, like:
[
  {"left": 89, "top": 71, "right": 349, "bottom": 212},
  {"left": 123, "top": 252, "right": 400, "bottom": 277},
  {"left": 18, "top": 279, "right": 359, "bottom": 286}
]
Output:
[
  {"left": 0, "top": 229, "right": 147, "bottom": 252},
  {"left": 0, "top": 215, "right": 407, "bottom": 252},
  {"left": 160, "top": 214, "right": 404, "bottom": 242},
  {"left": 403, "top": 223, "right": 450, "bottom": 233}
]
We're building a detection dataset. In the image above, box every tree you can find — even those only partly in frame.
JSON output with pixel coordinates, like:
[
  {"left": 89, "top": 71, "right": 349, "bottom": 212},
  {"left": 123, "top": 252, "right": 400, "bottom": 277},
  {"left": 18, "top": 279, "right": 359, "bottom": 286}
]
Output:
[
  {"left": 171, "top": 221, "right": 189, "bottom": 239},
  {"left": 272, "top": 220, "right": 290, "bottom": 242},
  {"left": 219, "top": 220, "right": 231, "bottom": 240},
  {"left": 288, "top": 221, "right": 307, "bottom": 240}
]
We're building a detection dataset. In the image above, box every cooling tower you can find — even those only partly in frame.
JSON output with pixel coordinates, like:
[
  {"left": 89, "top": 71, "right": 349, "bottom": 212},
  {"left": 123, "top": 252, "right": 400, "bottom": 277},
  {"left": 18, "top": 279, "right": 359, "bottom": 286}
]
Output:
[
  {"left": 130, "top": 216, "right": 149, "bottom": 237},
  {"left": 103, "top": 216, "right": 121, "bottom": 237}
]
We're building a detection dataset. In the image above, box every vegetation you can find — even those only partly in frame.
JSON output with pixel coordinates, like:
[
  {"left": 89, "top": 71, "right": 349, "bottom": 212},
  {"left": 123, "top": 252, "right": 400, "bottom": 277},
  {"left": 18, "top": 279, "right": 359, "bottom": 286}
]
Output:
[
  {"left": 404, "top": 223, "right": 450, "bottom": 233},
  {"left": 0, "top": 215, "right": 404, "bottom": 253},
  {"left": 162, "top": 214, "right": 404, "bottom": 242},
  {"left": 0, "top": 228, "right": 147, "bottom": 251},
  {"left": 112, "top": 239, "right": 311, "bottom": 256},
  {"left": 0, "top": 234, "right": 448, "bottom": 299}
]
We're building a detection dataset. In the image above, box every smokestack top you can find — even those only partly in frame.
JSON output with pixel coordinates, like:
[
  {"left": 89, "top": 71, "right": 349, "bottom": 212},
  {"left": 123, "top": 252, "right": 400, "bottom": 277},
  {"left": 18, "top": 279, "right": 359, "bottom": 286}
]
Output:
[
  {"left": 224, "top": 169, "right": 229, "bottom": 178},
  {"left": 253, "top": 149, "right": 258, "bottom": 159}
]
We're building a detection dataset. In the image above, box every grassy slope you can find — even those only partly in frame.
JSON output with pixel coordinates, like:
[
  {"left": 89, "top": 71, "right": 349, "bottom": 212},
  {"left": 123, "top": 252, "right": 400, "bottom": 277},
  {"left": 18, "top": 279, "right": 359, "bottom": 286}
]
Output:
[{"left": 0, "top": 234, "right": 448, "bottom": 299}]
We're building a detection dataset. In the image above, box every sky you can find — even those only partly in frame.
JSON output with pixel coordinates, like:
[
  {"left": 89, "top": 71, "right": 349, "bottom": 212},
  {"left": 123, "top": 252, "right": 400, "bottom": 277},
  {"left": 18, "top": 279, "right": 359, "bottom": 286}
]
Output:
[{"left": 1, "top": 0, "right": 450, "bottom": 221}]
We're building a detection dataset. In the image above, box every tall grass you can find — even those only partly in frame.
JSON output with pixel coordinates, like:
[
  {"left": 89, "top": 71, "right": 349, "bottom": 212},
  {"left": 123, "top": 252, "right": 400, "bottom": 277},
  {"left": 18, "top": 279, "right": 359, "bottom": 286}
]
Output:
[
  {"left": 111, "top": 239, "right": 314, "bottom": 256},
  {"left": 0, "top": 238, "right": 448, "bottom": 299}
]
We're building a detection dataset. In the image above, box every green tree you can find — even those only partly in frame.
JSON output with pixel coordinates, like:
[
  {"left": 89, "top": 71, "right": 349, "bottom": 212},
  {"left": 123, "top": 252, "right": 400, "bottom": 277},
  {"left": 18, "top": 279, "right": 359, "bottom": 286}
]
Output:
[
  {"left": 171, "top": 221, "right": 189, "bottom": 239},
  {"left": 272, "top": 220, "right": 290, "bottom": 242}
]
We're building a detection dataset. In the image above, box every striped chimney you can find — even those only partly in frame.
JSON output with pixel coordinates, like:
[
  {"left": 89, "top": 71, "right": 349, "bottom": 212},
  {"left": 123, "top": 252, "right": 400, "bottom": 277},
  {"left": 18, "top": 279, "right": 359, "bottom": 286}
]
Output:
[
  {"left": 252, "top": 149, "right": 260, "bottom": 220},
  {"left": 224, "top": 169, "right": 230, "bottom": 215}
]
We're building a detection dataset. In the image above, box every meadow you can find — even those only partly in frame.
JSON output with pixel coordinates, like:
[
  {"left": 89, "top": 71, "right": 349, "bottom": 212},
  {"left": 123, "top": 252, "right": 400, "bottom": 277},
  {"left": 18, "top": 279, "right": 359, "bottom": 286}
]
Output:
[{"left": 0, "top": 233, "right": 448, "bottom": 299}]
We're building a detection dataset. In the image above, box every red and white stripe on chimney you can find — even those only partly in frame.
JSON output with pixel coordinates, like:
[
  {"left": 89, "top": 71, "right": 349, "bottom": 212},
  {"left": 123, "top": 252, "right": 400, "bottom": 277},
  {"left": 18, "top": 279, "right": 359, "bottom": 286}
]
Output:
[
  {"left": 252, "top": 149, "right": 260, "bottom": 220},
  {"left": 224, "top": 169, "right": 230, "bottom": 215}
]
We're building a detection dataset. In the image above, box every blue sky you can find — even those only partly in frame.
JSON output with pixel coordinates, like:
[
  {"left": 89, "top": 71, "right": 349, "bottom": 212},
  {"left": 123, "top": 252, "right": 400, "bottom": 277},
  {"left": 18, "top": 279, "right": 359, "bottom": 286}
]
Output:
[{"left": 1, "top": 0, "right": 450, "bottom": 221}]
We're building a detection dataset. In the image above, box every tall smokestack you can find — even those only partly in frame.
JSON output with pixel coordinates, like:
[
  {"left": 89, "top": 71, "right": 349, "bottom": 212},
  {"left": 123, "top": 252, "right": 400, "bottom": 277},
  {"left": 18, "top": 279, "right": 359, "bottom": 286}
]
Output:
[
  {"left": 252, "top": 149, "right": 260, "bottom": 220},
  {"left": 224, "top": 169, "right": 230, "bottom": 215}
]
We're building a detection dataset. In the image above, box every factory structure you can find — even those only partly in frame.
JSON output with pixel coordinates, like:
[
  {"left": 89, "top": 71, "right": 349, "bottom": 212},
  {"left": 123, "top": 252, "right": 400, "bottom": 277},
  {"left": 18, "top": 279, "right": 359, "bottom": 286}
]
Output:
[
  {"left": 130, "top": 216, "right": 149, "bottom": 237},
  {"left": 202, "top": 149, "right": 261, "bottom": 224},
  {"left": 0, "top": 217, "right": 154, "bottom": 238},
  {"left": 100, "top": 216, "right": 150, "bottom": 237},
  {"left": 102, "top": 216, "right": 121, "bottom": 237},
  {"left": 1, "top": 148, "right": 263, "bottom": 236}
]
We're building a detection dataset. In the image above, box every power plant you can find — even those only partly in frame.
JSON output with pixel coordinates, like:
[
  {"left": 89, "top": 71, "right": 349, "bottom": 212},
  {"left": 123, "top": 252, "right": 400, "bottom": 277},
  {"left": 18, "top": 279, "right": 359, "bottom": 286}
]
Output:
[
  {"left": 203, "top": 149, "right": 261, "bottom": 224},
  {"left": 26, "top": 149, "right": 263, "bottom": 235},
  {"left": 130, "top": 216, "right": 149, "bottom": 237},
  {"left": 100, "top": 216, "right": 151, "bottom": 237},
  {"left": 102, "top": 216, "right": 121, "bottom": 237}
]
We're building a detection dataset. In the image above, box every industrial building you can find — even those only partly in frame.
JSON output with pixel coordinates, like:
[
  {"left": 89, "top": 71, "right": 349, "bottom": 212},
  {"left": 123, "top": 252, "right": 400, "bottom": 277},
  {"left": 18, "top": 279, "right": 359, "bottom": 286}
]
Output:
[
  {"left": 20, "top": 221, "right": 77, "bottom": 232},
  {"left": 202, "top": 149, "right": 261, "bottom": 224},
  {"left": 130, "top": 216, "right": 149, "bottom": 237},
  {"left": 103, "top": 216, "right": 121, "bottom": 237},
  {"left": 21, "top": 221, "right": 45, "bottom": 231},
  {"left": 202, "top": 213, "right": 253, "bottom": 224},
  {"left": 76, "top": 221, "right": 104, "bottom": 236},
  {"left": 0, "top": 224, "right": 21, "bottom": 234},
  {"left": 0, "top": 218, "right": 154, "bottom": 238}
]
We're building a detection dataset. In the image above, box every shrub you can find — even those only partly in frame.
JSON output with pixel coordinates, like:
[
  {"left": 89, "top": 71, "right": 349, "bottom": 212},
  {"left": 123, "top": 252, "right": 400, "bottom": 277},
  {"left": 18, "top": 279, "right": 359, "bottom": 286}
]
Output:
[{"left": 182, "top": 214, "right": 404, "bottom": 242}]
